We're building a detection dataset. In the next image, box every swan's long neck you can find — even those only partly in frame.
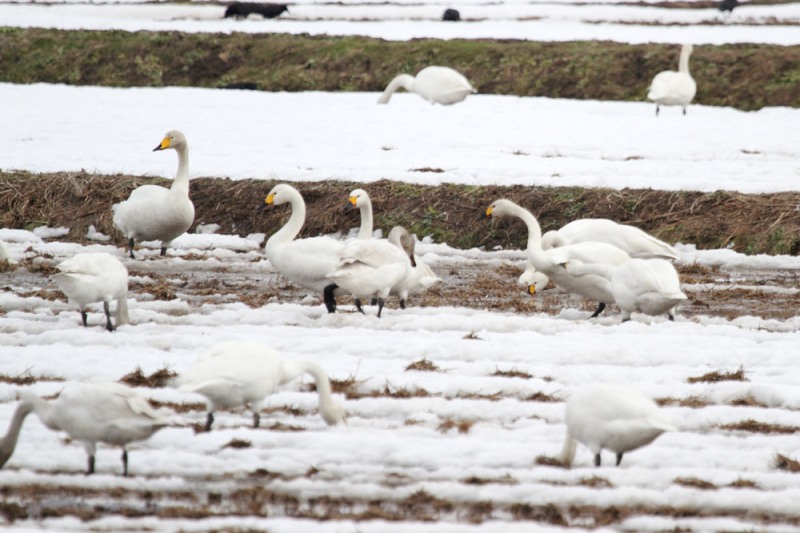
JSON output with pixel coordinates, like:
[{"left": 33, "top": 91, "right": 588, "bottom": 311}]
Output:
[
  {"left": 377, "top": 74, "right": 416, "bottom": 103},
  {"left": 0, "top": 400, "right": 38, "bottom": 468},
  {"left": 507, "top": 204, "right": 543, "bottom": 254},
  {"left": 281, "top": 360, "right": 338, "bottom": 419},
  {"left": 170, "top": 144, "right": 190, "bottom": 196},
  {"left": 558, "top": 430, "right": 577, "bottom": 467},
  {"left": 358, "top": 200, "right": 374, "bottom": 240},
  {"left": 269, "top": 193, "right": 306, "bottom": 245},
  {"left": 678, "top": 46, "right": 692, "bottom": 74}
]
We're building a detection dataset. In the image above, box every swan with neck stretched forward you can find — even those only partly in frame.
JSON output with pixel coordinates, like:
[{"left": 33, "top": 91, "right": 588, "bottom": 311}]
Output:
[
  {"left": 559, "top": 384, "right": 676, "bottom": 467},
  {"left": 647, "top": 44, "right": 697, "bottom": 116},
  {"left": 0, "top": 382, "right": 169, "bottom": 476},
  {"left": 484, "top": 199, "right": 630, "bottom": 318},
  {"left": 112, "top": 130, "right": 195, "bottom": 258},
  {"left": 178, "top": 341, "right": 347, "bottom": 431},
  {"left": 52, "top": 252, "right": 130, "bottom": 332},
  {"left": 261, "top": 183, "right": 347, "bottom": 313},
  {"left": 377, "top": 66, "right": 476, "bottom": 106},
  {"left": 562, "top": 258, "right": 687, "bottom": 322}
]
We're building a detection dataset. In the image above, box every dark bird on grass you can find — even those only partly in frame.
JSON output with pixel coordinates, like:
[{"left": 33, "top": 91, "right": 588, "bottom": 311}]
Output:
[
  {"left": 224, "top": 2, "right": 289, "bottom": 19},
  {"left": 719, "top": 0, "right": 738, "bottom": 14},
  {"left": 442, "top": 8, "right": 460, "bottom": 21}
]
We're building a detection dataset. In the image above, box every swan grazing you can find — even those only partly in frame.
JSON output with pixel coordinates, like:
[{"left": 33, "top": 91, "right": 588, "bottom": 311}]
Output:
[
  {"left": 327, "top": 228, "right": 412, "bottom": 317},
  {"left": 484, "top": 199, "right": 630, "bottom": 318},
  {"left": 348, "top": 188, "right": 374, "bottom": 240},
  {"left": 0, "top": 382, "right": 169, "bottom": 476},
  {"left": 559, "top": 384, "right": 676, "bottom": 467},
  {"left": 112, "top": 130, "right": 195, "bottom": 258},
  {"left": 387, "top": 226, "right": 440, "bottom": 308},
  {"left": 261, "top": 184, "right": 347, "bottom": 313},
  {"left": 377, "top": 66, "right": 476, "bottom": 106},
  {"left": 562, "top": 258, "right": 688, "bottom": 322},
  {"left": 178, "top": 341, "right": 347, "bottom": 431},
  {"left": 647, "top": 44, "right": 697, "bottom": 116},
  {"left": 52, "top": 252, "right": 130, "bottom": 331}
]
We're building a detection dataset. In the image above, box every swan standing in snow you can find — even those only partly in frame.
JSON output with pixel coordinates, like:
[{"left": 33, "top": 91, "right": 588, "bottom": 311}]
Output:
[
  {"left": 52, "top": 252, "right": 130, "bottom": 331},
  {"left": 387, "top": 226, "right": 440, "bottom": 308},
  {"left": 559, "top": 384, "right": 676, "bottom": 467},
  {"left": 647, "top": 44, "right": 697, "bottom": 116},
  {"left": 261, "top": 184, "right": 347, "bottom": 313},
  {"left": 484, "top": 199, "right": 630, "bottom": 318},
  {"left": 178, "top": 341, "right": 347, "bottom": 431},
  {"left": 348, "top": 189, "right": 375, "bottom": 240},
  {"left": 0, "top": 382, "right": 170, "bottom": 476},
  {"left": 562, "top": 258, "right": 687, "bottom": 322},
  {"left": 112, "top": 130, "right": 195, "bottom": 258},
  {"left": 377, "top": 66, "right": 476, "bottom": 106},
  {"left": 327, "top": 228, "right": 412, "bottom": 317}
]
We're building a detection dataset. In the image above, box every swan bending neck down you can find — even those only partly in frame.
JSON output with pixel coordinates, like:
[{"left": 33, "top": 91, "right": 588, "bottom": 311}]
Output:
[
  {"left": 377, "top": 66, "right": 476, "bottom": 106},
  {"left": 348, "top": 188, "right": 374, "bottom": 240},
  {"left": 559, "top": 384, "right": 676, "bottom": 467},
  {"left": 562, "top": 258, "right": 687, "bottom": 322},
  {"left": 52, "top": 252, "right": 130, "bottom": 331},
  {"left": 178, "top": 341, "right": 347, "bottom": 430},
  {"left": 261, "top": 183, "right": 347, "bottom": 313},
  {"left": 647, "top": 44, "right": 696, "bottom": 116},
  {"left": 484, "top": 199, "right": 630, "bottom": 318},
  {"left": 112, "top": 130, "right": 195, "bottom": 258},
  {"left": 0, "top": 383, "right": 169, "bottom": 476}
]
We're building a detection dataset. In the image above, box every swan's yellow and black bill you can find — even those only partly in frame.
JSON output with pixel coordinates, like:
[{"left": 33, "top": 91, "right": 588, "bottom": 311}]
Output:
[
  {"left": 481, "top": 205, "right": 494, "bottom": 220},
  {"left": 528, "top": 284, "right": 536, "bottom": 295},
  {"left": 153, "top": 137, "right": 171, "bottom": 152},
  {"left": 349, "top": 196, "right": 358, "bottom": 206},
  {"left": 256, "top": 193, "right": 276, "bottom": 212}
]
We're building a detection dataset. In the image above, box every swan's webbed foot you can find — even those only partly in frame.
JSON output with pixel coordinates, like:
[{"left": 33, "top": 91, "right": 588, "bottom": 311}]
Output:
[
  {"left": 122, "top": 450, "right": 129, "bottom": 477},
  {"left": 668, "top": 314, "right": 675, "bottom": 322},
  {"left": 588, "top": 302, "right": 606, "bottom": 319},
  {"left": 127, "top": 238, "right": 136, "bottom": 259},
  {"left": 594, "top": 453, "right": 601, "bottom": 467},
  {"left": 160, "top": 246, "right": 168, "bottom": 256},
  {"left": 104, "top": 301, "right": 115, "bottom": 332},
  {"left": 615, "top": 452, "right": 624, "bottom": 466},
  {"left": 80, "top": 311, "right": 88, "bottom": 328},
  {"left": 370, "top": 298, "right": 378, "bottom": 306},
  {"left": 323, "top": 284, "right": 338, "bottom": 313},
  {"left": 354, "top": 299, "right": 365, "bottom": 314},
  {"left": 204, "top": 412, "right": 215, "bottom": 432}
]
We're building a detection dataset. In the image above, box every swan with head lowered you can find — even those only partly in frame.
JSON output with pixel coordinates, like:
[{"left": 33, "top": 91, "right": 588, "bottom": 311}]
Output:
[
  {"left": 261, "top": 184, "right": 347, "bottom": 313},
  {"left": 484, "top": 199, "right": 630, "bottom": 318},
  {"left": 113, "top": 130, "right": 195, "bottom": 258},
  {"left": 0, "top": 382, "right": 169, "bottom": 476},
  {"left": 559, "top": 384, "right": 676, "bottom": 467},
  {"left": 561, "top": 258, "right": 687, "bottom": 322},
  {"left": 178, "top": 341, "right": 347, "bottom": 431},
  {"left": 647, "top": 44, "right": 697, "bottom": 116},
  {"left": 377, "top": 66, "right": 476, "bottom": 106},
  {"left": 52, "top": 252, "right": 130, "bottom": 331}
]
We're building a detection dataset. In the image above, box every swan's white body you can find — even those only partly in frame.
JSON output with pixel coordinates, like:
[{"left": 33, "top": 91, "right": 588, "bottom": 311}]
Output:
[
  {"left": 377, "top": 66, "right": 476, "bottom": 106},
  {"left": 559, "top": 384, "right": 676, "bottom": 467},
  {"left": 0, "top": 382, "right": 169, "bottom": 475},
  {"left": 327, "top": 229, "right": 412, "bottom": 316},
  {"left": 263, "top": 184, "right": 346, "bottom": 309},
  {"left": 647, "top": 44, "right": 697, "bottom": 115},
  {"left": 564, "top": 258, "right": 688, "bottom": 322},
  {"left": 348, "top": 188, "right": 374, "bottom": 240},
  {"left": 542, "top": 219, "right": 678, "bottom": 260},
  {"left": 52, "top": 252, "right": 130, "bottom": 331},
  {"left": 387, "top": 226, "right": 440, "bottom": 306},
  {"left": 112, "top": 130, "right": 195, "bottom": 258},
  {"left": 485, "top": 199, "right": 630, "bottom": 316},
  {"left": 178, "top": 341, "right": 346, "bottom": 430}
]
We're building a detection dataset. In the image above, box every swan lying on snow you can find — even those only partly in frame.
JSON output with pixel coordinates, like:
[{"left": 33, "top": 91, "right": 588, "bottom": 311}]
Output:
[
  {"left": 387, "top": 226, "right": 440, "bottom": 308},
  {"left": 52, "top": 252, "right": 129, "bottom": 331},
  {"left": 178, "top": 341, "right": 347, "bottom": 431},
  {"left": 377, "top": 66, "right": 476, "bottom": 106},
  {"left": 113, "top": 130, "right": 195, "bottom": 258},
  {"left": 559, "top": 384, "right": 676, "bottom": 467},
  {"left": 562, "top": 258, "right": 687, "bottom": 322},
  {"left": 261, "top": 183, "right": 346, "bottom": 313},
  {"left": 0, "top": 382, "right": 169, "bottom": 476},
  {"left": 484, "top": 199, "right": 630, "bottom": 318},
  {"left": 648, "top": 44, "right": 697, "bottom": 116}
]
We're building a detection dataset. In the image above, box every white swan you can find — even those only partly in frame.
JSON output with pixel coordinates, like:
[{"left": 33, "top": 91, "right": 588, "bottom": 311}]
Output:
[
  {"left": 559, "top": 384, "right": 676, "bottom": 467},
  {"left": 387, "top": 226, "right": 440, "bottom": 308},
  {"left": 377, "top": 66, "right": 476, "bottom": 106},
  {"left": 112, "top": 130, "right": 195, "bottom": 258},
  {"left": 348, "top": 188, "right": 374, "bottom": 240},
  {"left": 52, "top": 252, "right": 130, "bottom": 331},
  {"left": 326, "top": 228, "right": 412, "bottom": 317},
  {"left": 562, "top": 258, "right": 688, "bottom": 322},
  {"left": 647, "top": 44, "right": 697, "bottom": 116},
  {"left": 484, "top": 199, "right": 630, "bottom": 318},
  {"left": 261, "top": 183, "right": 347, "bottom": 313},
  {"left": 0, "top": 382, "right": 169, "bottom": 476},
  {"left": 178, "top": 341, "right": 347, "bottom": 431}
]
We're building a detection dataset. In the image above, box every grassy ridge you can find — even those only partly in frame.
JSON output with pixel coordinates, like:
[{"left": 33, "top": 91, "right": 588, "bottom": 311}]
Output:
[{"left": 1, "top": 28, "right": 799, "bottom": 109}]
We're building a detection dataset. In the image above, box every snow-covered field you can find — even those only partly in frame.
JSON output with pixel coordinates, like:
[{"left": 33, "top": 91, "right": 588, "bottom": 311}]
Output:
[{"left": 3, "top": 2, "right": 800, "bottom": 531}]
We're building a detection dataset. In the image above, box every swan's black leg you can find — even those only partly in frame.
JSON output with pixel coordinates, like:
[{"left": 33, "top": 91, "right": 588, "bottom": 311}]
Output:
[
  {"left": 323, "top": 284, "right": 338, "bottom": 313},
  {"left": 594, "top": 453, "right": 601, "bottom": 467},
  {"left": 204, "top": 412, "right": 214, "bottom": 432},
  {"left": 621, "top": 317, "right": 631, "bottom": 323},
  {"left": 354, "top": 299, "right": 365, "bottom": 314},
  {"left": 122, "top": 450, "right": 129, "bottom": 476},
  {"left": 160, "top": 246, "right": 168, "bottom": 256},
  {"left": 589, "top": 302, "right": 606, "bottom": 319},
  {"left": 103, "top": 301, "right": 114, "bottom": 332},
  {"left": 87, "top": 455, "right": 96, "bottom": 475},
  {"left": 128, "top": 238, "right": 136, "bottom": 259},
  {"left": 655, "top": 104, "right": 660, "bottom": 117},
  {"left": 377, "top": 297, "right": 385, "bottom": 318},
  {"left": 80, "top": 311, "right": 88, "bottom": 327},
  {"left": 370, "top": 298, "right": 378, "bottom": 306},
  {"left": 616, "top": 452, "right": 624, "bottom": 466},
  {"left": 400, "top": 299, "right": 407, "bottom": 310},
  {"left": 253, "top": 412, "right": 260, "bottom": 428},
  {"left": 668, "top": 313, "right": 675, "bottom": 322},
  {"left": 682, "top": 107, "right": 687, "bottom": 116}
]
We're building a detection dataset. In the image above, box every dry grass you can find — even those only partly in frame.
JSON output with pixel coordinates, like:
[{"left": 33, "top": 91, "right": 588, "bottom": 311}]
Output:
[
  {"left": 0, "top": 369, "right": 63, "bottom": 385},
  {"left": 579, "top": 475, "right": 613, "bottom": 488},
  {"left": 728, "top": 478, "right": 760, "bottom": 489},
  {"left": 774, "top": 453, "right": 800, "bottom": 472},
  {"left": 222, "top": 438, "right": 252, "bottom": 450},
  {"left": 719, "top": 419, "right": 800, "bottom": 434},
  {"left": 119, "top": 366, "right": 177, "bottom": 388},
  {"left": 437, "top": 418, "right": 475, "bottom": 434},
  {"left": 462, "top": 474, "right": 517, "bottom": 485},
  {"left": 674, "top": 477, "right": 717, "bottom": 490},
  {"left": 656, "top": 395, "right": 710, "bottom": 408},
  {"left": 492, "top": 367, "right": 532, "bottom": 379},
  {"left": 523, "top": 391, "right": 561, "bottom": 403},
  {"left": 405, "top": 359, "right": 441, "bottom": 372},
  {"left": 534, "top": 455, "right": 568, "bottom": 468},
  {"left": 687, "top": 367, "right": 748, "bottom": 384}
]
